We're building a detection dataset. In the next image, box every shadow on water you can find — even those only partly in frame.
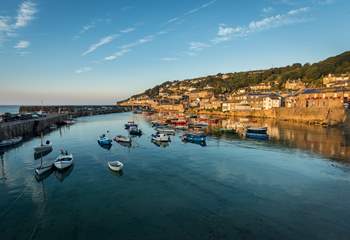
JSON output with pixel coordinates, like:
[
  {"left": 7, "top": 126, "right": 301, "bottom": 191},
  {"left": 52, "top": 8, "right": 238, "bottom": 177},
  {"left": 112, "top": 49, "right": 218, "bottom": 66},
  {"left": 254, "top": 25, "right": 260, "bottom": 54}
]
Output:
[
  {"left": 54, "top": 165, "right": 74, "bottom": 182},
  {"left": 117, "top": 141, "right": 132, "bottom": 148},
  {"left": 151, "top": 140, "right": 170, "bottom": 148},
  {"left": 98, "top": 143, "right": 112, "bottom": 151},
  {"left": 108, "top": 168, "right": 124, "bottom": 177}
]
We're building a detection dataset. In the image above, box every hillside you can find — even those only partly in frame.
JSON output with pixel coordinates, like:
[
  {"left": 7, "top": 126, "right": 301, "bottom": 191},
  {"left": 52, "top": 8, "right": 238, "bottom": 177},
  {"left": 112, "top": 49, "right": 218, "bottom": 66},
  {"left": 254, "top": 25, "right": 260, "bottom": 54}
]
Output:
[{"left": 131, "top": 51, "right": 350, "bottom": 99}]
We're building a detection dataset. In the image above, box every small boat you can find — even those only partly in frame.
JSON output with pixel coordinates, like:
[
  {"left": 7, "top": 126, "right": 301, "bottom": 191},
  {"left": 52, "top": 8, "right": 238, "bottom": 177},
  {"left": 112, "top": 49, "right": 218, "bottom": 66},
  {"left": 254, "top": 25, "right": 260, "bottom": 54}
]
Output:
[
  {"left": 98, "top": 134, "right": 112, "bottom": 145},
  {"left": 245, "top": 127, "right": 269, "bottom": 140},
  {"left": 125, "top": 121, "right": 138, "bottom": 129},
  {"left": 0, "top": 136, "right": 23, "bottom": 148},
  {"left": 108, "top": 161, "right": 124, "bottom": 171},
  {"left": 114, "top": 135, "right": 131, "bottom": 143},
  {"left": 34, "top": 133, "right": 53, "bottom": 153},
  {"left": 54, "top": 151, "right": 74, "bottom": 170},
  {"left": 182, "top": 133, "right": 206, "bottom": 143},
  {"left": 155, "top": 128, "right": 175, "bottom": 135},
  {"left": 129, "top": 126, "right": 142, "bottom": 136},
  {"left": 152, "top": 133, "right": 171, "bottom": 142},
  {"left": 35, "top": 163, "right": 53, "bottom": 175}
]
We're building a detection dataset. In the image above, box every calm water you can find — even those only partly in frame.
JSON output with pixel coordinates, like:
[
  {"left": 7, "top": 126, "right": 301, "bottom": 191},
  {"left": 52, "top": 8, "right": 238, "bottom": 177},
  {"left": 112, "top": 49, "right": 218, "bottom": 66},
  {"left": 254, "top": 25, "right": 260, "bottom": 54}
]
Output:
[
  {"left": 1, "top": 112, "right": 350, "bottom": 240},
  {"left": 0, "top": 105, "right": 19, "bottom": 114}
]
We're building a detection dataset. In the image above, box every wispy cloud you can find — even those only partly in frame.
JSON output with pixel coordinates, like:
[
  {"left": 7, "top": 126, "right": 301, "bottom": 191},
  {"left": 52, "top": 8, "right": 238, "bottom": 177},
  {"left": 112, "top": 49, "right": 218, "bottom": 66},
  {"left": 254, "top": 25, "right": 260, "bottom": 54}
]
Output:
[
  {"left": 164, "top": 0, "right": 217, "bottom": 25},
  {"left": 0, "top": 1, "right": 37, "bottom": 45},
  {"left": 104, "top": 48, "right": 130, "bottom": 61},
  {"left": 161, "top": 57, "right": 178, "bottom": 61},
  {"left": 14, "top": 40, "right": 30, "bottom": 49},
  {"left": 120, "top": 35, "right": 154, "bottom": 49},
  {"left": 120, "top": 27, "right": 135, "bottom": 33},
  {"left": 15, "top": 0, "right": 37, "bottom": 28},
  {"left": 212, "top": 7, "right": 310, "bottom": 43},
  {"left": 82, "top": 35, "right": 116, "bottom": 56},
  {"left": 189, "top": 41, "right": 210, "bottom": 51},
  {"left": 75, "top": 66, "right": 92, "bottom": 74}
]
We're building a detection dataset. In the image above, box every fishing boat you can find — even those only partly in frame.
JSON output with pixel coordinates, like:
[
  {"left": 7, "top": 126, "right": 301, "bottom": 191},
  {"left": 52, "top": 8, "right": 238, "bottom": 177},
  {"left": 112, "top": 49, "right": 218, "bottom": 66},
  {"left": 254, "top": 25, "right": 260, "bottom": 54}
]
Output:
[
  {"left": 0, "top": 136, "right": 23, "bottom": 148},
  {"left": 54, "top": 150, "right": 74, "bottom": 170},
  {"left": 34, "top": 133, "right": 53, "bottom": 153},
  {"left": 125, "top": 121, "right": 138, "bottom": 129},
  {"left": 97, "top": 134, "right": 112, "bottom": 145},
  {"left": 155, "top": 128, "right": 176, "bottom": 135},
  {"left": 129, "top": 126, "right": 142, "bottom": 136},
  {"left": 108, "top": 161, "right": 124, "bottom": 172},
  {"left": 182, "top": 133, "right": 206, "bottom": 143},
  {"left": 114, "top": 135, "right": 131, "bottom": 143},
  {"left": 152, "top": 133, "right": 171, "bottom": 142},
  {"left": 245, "top": 127, "right": 269, "bottom": 140}
]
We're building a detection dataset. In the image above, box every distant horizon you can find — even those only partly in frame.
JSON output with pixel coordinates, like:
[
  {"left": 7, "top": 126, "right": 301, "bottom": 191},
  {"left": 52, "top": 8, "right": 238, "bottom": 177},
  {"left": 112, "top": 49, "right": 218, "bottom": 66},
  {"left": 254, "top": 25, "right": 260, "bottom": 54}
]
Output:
[{"left": 1, "top": 0, "right": 349, "bottom": 105}]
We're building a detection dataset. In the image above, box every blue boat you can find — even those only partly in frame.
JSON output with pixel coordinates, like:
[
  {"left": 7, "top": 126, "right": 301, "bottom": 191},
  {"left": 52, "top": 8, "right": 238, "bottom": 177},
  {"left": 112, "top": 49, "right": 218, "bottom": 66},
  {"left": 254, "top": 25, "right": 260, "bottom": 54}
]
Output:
[
  {"left": 182, "top": 133, "right": 206, "bottom": 143},
  {"left": 97, "top": 134, "right": 112, "bottom": 145},
  {"left": 245, "top": 127, "right": 269, "bottom": 140}
]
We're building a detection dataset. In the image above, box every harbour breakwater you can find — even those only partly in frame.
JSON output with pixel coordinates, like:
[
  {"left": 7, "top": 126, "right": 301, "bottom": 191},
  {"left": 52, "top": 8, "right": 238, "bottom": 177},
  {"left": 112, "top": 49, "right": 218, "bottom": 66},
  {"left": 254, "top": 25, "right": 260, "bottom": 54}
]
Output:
[
  {"left": 196, "top": 107, "right": 349, "bottom": 126},
  {"left": 19, "top": 105, "right": 130, "bottom": 117},
  {"left": 0, "top": 114, "right": 66, "bottom": 140}
]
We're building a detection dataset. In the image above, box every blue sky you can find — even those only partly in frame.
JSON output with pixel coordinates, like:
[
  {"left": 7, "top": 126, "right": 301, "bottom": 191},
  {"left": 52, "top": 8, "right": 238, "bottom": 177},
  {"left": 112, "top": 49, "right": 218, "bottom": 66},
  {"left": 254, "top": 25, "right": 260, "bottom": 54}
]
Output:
[{"left": 0, "top": 0, "right": 349, "bottom": 105}]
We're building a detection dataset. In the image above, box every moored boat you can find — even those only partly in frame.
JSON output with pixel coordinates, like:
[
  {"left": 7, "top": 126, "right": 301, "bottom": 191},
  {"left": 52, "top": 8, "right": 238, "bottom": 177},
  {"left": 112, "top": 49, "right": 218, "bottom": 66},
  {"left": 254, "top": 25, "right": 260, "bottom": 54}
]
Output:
[
  {"left": 182, "top": 133, "right": 206, "bottom": 143},
  {"left": 108, "top": 161, "right": 124, "bottom": 171},
  {"left": 98, "top": 134, "right": 112, "bottom": 145},
  {"left": 54, "top": 151, "right": 74, "bottom": 170},
  {"left": 152, "top": 133, "right": 171, "bottom": 142},
  {"left": 35, "top": 163, "right": 53, "bottom": 175},
  {"left": 0, "top": 137, "right": 23, "bottom": 148},
  {"left": 245, "top": 127, "right": 269, "bottom": 140},
  {"left": 34, "top": 133, "right": 53, "bottom": 153},
  {"left": 114, "top": 135, "right": 131, "bottom": 143},
  {"left": 129, "top": 126, "right": 142, "bottom": 136},
  {"left": 125, "top": 121, "right": 138, "bottom": 129},
  {"left": 155, "top": 128, "right": 175, "bottom": 135}
]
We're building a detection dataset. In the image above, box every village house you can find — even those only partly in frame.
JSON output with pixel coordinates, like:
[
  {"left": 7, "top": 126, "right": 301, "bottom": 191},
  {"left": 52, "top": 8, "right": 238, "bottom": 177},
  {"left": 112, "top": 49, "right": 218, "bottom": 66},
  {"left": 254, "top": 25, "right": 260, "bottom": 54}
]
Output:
[
  {"left": 323, "top": 74, "right": 350, "bottom": 88},
  {"left": 262, "top": 94, "right": 282, "bottom": 110},
  {"left": 250, "top": 82, "right": 272, "bottom": 91},
  {"left": 286, "top": 88, "right": 350, "bottom": 108},
  {"left": 284, "top": 79, "right": 305, "bottom": 90}
]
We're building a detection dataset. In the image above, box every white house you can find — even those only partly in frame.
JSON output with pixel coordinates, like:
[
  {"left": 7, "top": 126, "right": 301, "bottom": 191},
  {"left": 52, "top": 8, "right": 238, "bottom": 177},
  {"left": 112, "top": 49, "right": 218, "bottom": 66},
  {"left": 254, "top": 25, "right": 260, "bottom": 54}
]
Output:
[{"left": 263, "top": 95, "right": 282, "bottom": 110}]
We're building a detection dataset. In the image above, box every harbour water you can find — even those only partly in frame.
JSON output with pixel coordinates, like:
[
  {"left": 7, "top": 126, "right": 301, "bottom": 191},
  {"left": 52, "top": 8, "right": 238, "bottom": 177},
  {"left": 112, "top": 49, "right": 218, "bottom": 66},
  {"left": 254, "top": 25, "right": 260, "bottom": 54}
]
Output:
[
  {"left": 1, "top": 112, "right": 350, "bottom": 240},
  {"left": 0, "top": 105, "right": 19, "bottom": 114}
]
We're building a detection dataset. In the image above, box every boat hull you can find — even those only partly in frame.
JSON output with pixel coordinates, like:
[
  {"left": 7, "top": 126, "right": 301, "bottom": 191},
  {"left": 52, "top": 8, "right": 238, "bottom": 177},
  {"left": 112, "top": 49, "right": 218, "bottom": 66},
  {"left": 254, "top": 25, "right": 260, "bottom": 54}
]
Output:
[
  {"left": 245, "top": 133, "right": 269, "bottom": 140},
  {"left": 108, "top": 161, "right": 123, "bottom": 171},
  {"left": 34, "top": 145, "right": 53, "bottom": 153}
]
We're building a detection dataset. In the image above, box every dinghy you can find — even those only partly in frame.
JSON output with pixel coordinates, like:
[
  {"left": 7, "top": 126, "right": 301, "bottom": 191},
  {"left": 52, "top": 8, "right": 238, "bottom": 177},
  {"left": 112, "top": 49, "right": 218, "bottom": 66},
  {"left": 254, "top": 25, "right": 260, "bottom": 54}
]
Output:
[
  {"left": 152, "top": 133, "right": 171, "bottom": 142},
  {"left": 0, "top": 137, "right": 23, "bottom": 148},
  {"left": 129, "top": 126, "right": 142, "bottom": 136},
  {"left": 54, "top": 150, "right": 73, "bottom": 170},
  {"left": 35, "top": 163, "right": 53, "bottom": 175},
  {"left": 34, "top": 133, "right": 53, "bottom": 153},
  {"left": 155, "top": 128, "right": 175, "bottom": 135},
  {"left": 98, "top": 134, "right": 112, "bottom": 145},
  {"left": 108, "top": 161, "right": 124, "bottom": 171},
  {"left": 114, "top": 135, "right": 131, "bottom": 143},
  {"left": 245, "top": 127, "right": 269, "bottom": 140},
  {"left": 182, "top": 133, "right": 206, "bottom": 143},
  {"left": 125, "top": 121, "right": 137, "bottom": 129}
]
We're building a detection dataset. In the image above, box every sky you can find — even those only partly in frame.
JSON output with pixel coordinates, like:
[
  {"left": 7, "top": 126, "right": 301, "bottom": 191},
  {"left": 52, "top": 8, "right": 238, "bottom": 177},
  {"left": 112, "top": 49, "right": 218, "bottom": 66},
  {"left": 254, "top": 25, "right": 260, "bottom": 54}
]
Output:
[{"left": 0, "top": 0, "right": 349, "bottom": 105}]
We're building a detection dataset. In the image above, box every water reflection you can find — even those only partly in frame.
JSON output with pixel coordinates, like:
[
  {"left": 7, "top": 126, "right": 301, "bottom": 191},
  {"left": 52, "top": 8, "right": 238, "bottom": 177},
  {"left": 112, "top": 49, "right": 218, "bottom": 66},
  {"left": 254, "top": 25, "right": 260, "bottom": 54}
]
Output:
[
  {"left": 151, "top": 140, "right": 170, "bottom": 148},
  {"left": 55, "top": 165, "right": 74, "bottom": 182},
  {"left": 98, "top": 143, "right": 112, "bottom": 150},
  {"left": 0, "top": 151, "right": 6, "bottom": 181}
]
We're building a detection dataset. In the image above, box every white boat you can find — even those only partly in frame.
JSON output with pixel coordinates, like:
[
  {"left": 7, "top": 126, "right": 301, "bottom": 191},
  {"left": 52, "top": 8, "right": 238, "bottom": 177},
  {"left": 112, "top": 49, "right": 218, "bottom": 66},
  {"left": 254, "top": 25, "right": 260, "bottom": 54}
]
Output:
[
  {"left": 108, "top": 161, "right": 124, "bottom": 171},
  {"left": 0, "top": 137, "right": 23, "bottom": 148},
  {"left": 35, "top": 163, "right": 53, "bottom": 175},
  {"left": 54, "top": 151, "right": 73, "bottom": 170},
  {"left": 34, "top": 133, "right": 53, "bottom": 153},
  {"left": 152, "top": 133, "right": 171, "bottom": 142},
  {"left": 114, "top": 135, "right": 131, "bottom": 143},
  {"left": 155, "top": 128, "right": 175, "bottom": 135}
]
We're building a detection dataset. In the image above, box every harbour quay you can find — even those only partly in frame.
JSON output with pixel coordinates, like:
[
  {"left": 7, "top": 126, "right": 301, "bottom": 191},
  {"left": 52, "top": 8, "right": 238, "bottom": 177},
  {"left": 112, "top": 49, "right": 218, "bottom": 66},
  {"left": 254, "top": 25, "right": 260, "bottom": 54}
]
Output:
[{"left": 0, "top": 114, "right": 67, "bottom": 140}]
